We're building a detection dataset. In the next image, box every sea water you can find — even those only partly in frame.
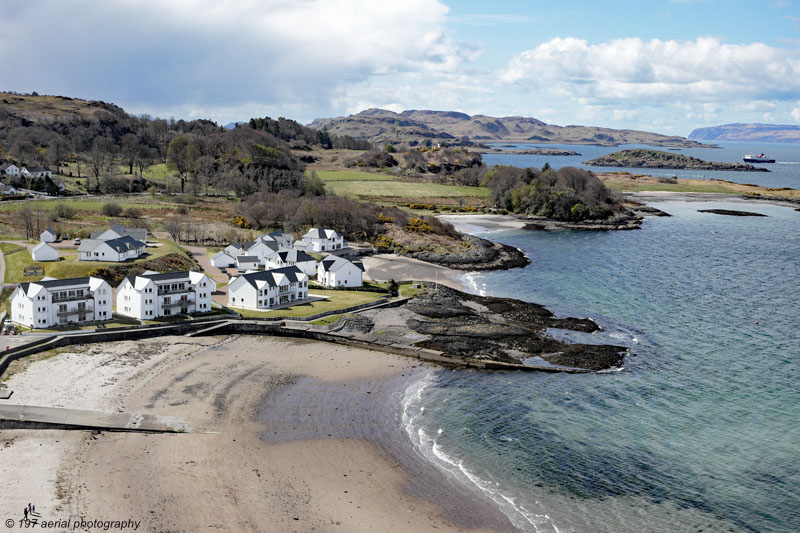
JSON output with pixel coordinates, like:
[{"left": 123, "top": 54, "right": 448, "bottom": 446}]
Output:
[
  {"left": 403, "top": 201, "right": 800, "bottom": 532},
  {"left": 481, "top": 141, "right": 800, "bottom": 189}
]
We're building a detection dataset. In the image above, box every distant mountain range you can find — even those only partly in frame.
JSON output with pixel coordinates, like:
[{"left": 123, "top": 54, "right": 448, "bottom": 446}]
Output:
[
  {"left": 308, "top": 109, "right": 707, "bottom": 148},
  {"left": 688, "top": 123, "right": 800, "bottom": 143}
]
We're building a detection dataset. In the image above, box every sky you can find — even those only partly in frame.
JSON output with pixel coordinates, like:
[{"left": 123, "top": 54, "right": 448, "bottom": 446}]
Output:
[{"left": 1, "top": 0, "right": 800, "bottom": 135}]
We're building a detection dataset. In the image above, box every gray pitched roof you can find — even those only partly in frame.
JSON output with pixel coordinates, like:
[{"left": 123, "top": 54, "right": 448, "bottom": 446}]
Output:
[
  {"left": 80, "top": 236, "right": 144, "bottom": 253},
  {"left": 320, "top": 256, "right": 363, "bottom": 272},
  {"left": 238, "top": 266, "right": 304, "bottom": 289},
  {"left": 103, "top": 235, "right": 145, "bottom": 253},
  {"left": 276, "top": 249, "right": 314, "bottom": 263},
  {"left": 22, "top": 276, "right": 91, "bottom": 291},
  {"left": 139, "top": 271, "right": 192, "bottom": 282},
  {"left": 90, "top": 224, "right": 147, "bottom": 243}
]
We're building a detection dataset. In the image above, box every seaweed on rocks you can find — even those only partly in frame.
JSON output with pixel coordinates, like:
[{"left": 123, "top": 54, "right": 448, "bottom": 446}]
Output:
[{"left": 404, "top": 285, "right": 626, "bottom": 371}]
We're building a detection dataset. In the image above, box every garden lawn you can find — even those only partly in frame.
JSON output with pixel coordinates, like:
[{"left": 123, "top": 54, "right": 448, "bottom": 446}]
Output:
[
  {"left": 234, "top": 289, "right": 384, "bottom": 318},
  {"left": 3, "top": 238, "right": 190, "bottom": 283}
]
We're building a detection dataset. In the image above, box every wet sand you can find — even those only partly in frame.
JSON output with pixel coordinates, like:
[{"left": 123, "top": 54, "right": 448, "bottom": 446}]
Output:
[{"left": 1, "top": 336, "right": 515, "bottom": 532}]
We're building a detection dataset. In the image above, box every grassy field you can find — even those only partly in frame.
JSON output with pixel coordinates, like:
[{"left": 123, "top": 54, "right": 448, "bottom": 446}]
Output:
[
  {"left": 312, "top": 169, "right": 395, "bottom": 182},
  {"left": 2, "top": 238, "right": 190, "bottom": 283},
  {"left": 321, "top": 177, "right": 489, "bottom": 200},
  {"left": 233, "top": 289, "right": 384, "bottom": 318}
]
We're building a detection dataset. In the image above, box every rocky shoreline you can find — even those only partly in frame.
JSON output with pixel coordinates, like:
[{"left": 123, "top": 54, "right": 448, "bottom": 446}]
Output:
[
  {"left": 349, "top": 284, "right": 628, "bottom": 371},
  {"left": 521, "top": 209, "right": 644, "bottom": 231}
]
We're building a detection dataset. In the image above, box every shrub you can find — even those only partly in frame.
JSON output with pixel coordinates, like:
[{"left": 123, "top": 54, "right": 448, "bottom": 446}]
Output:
[
  {"left": 54, "top": 203, "right": 76, "bottom": 220},
  {"left": 126, "top": 207, "right": 143, "bottom": 219},
  {"left": 101, "top": 202, "right": 123, "bottom": 217}
]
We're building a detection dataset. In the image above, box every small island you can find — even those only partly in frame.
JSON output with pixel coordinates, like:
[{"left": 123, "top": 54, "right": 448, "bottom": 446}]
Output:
[
  {"left": 483, "top": 147, "right": 581, "bottom": 156},
  {"left": 584, "top": 149, "right": 770, "bottom": 172}
]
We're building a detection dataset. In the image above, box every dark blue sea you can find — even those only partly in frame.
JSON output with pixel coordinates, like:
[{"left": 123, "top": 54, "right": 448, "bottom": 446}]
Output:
[
  {"left": 481, "top": 141, "right": 800, "bottom": 189},
  {"left": 405, "top": 200, "right": 800, "bottom": 531}
]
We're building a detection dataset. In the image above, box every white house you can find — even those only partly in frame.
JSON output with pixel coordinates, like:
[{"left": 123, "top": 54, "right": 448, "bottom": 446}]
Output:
[
  {"left": 264, "top": 230, "right": 293, "bottom": 248},
  {"left": 31, "top": 242, "right": 59, "bottom": 262},
  {"left": 210, "top": 250, "right": 236, "bottom": 268},
  {"left": 266, "top": 249, "right": 317, "bottom": 277},
  {"left": 235, "top": 255, "right": 261, "bottom": 271},
  {"left": 10, "top": 276, "right": 112, "bottom": 329},
  {"left": 40, "top": 227, "right": 57, "bottom": 243},
  {"left": 227, "top": 266, "right": 309, "bottom": 311},
  {"left": 224, "top": 243, "right": 244, "bottom": 256},
  {"left": 0, "top": 184, "right": 17, "bottom": 195},
  {"left": 116, "top": 270, "right": 214, "bottom": 320},
  {"left": 296, "top": 228, "right": 345, "bottom": 252},
  {"left": 243, "top": 239, "right": 279, "bottom": 261},
  {"left": 21, "top": 166, "right": 52, "bottom": 179},
  {"left": 0, "top": 163, "right": 20, "bottom": 177},
  {"left": 90, "top": 223, "right": 148, "bottom": 244},
  {"left": 317, "top": 256, "right": 364, "bottom": 288},
  {"left": 78, "top": 236, "right": 146, "bottom": 262}
]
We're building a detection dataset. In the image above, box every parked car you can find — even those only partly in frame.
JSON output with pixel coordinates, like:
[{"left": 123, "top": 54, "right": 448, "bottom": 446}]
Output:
[{"left": 73, "top": 238, "right": 81, "bottom": 245}]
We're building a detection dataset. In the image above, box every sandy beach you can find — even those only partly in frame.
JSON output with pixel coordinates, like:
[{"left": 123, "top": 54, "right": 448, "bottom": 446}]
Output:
[{"left": 0, "top": 335, "right": 515, "bottom": 532}]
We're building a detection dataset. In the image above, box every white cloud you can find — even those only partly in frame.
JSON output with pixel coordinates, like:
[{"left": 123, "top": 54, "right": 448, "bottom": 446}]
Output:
[
  {"left": 792, "top": 107, "right": 800, "bottom": 122},
  {"left": 0, "top": 0, "right": 468, "bottom": 122},
  {"left": 499, "top": 37, "right": 800, "bottom": 106}
]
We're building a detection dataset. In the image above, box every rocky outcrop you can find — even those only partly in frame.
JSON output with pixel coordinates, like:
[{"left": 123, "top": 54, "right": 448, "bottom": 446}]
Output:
[
  {"left": 698, "top": 209, "right": 768, "bottom": 217},
  {"left": 396, "top": 285, "right": 627, "bottom": 371},
  {"left": 522, "top": 210, "right": 643, "bottom": 231},
  {"left": 405, "top": 234, "right": 530, "bottom": 271},
  {"left": 584, "top": 149, "right": 769, "bottom": 172}
]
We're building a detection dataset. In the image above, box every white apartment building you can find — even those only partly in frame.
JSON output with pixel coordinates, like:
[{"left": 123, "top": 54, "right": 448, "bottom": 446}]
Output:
[
  {"left": 227, "top": 266, "right": 309, "bottom": 311},
  {"left": 116, "top": 270, "right": 214, "bottom": 320},
  {"left": 10, "top": 276, "right": 112, "bottom": 329}
]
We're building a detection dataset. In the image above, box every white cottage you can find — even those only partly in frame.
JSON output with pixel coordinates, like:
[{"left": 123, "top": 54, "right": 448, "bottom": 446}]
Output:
[
  {"left": 264, "top": 230, "right": 294, "bottom": 248},
  {"left": 0, "top": 163, "right": 20, "bottom": 177},
  {"left": 297, "top": 228, "right": 345, "bottom": 252},
  {"left": 116, "top": 270, "right": 214, "bottom": 320},
  {"left": 266, "top": 249, "right": 317, "bottom": 277},
  {"left": 10, "top": 276, "right": 112, "bottom": 329},
  {"left": 227, "top": 266, "right": 309, "bottom": 311},
  {"left": 243, "top": 239, "right": 279, "bottom": 261},
  {"left": 40, "top": 227, "right": 57, "bottom": 243},
  {"left": 210, "top": 250, "right": 236, "bottom": 268},
  {"left": 78, "top": 236, "right": 145, "bottom": 262},
  {"left": 235, "top": 255, "right": 262, "bottom": 271},
  {"left": 224, "top": 243, "right": 244, "bottom": 256},
  {"left": 31, "top": 242, "right": 59, "bottom": 262},
  {"left": 317, "top": 256, "right": 364, "bottom": 288},
  {"left": 21, "top": 166, "right": 52, "bottom": 179}
]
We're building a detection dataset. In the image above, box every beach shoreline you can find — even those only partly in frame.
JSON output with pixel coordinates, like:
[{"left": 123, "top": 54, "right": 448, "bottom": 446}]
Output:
[{"left": 0, "top": 335, "right": 515, "bottom": 532}]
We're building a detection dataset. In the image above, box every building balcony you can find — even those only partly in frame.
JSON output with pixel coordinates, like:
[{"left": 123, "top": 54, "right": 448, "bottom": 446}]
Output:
[
  {"left": 162, "top": 298, "right": 194, "bottom": 308},
  {"left": 157, "top": 287, "right": 191, "bottom": 296},
  {"left": 57, "top": 306, "right": 93, "bottom": 316},
  {"left": 52, "top": 293, "right": 91, "bottom": 303}
]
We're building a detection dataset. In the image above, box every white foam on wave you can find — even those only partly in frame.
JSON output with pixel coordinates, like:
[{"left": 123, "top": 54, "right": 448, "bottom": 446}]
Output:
[
  {"left": 462, "top": 272, "right": 488, "bottom": 296},
  {"left": 401, "top": 373, "right": 564, "bottom": 533}
]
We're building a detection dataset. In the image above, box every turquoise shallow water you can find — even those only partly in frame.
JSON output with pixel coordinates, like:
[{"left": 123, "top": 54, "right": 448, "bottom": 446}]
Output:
[{"left": 404, "top": 202, "right": 800, "bottom": 532}]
